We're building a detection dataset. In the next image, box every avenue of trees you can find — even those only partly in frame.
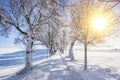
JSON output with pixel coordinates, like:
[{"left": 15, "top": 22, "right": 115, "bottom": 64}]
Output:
[{"left": 0, "top": 0, "right": 120, "bottom": 71}]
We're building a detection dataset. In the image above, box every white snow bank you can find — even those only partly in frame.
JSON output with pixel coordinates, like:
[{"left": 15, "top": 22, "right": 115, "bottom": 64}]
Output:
[{"left": 0, "top": 48, "right": 23, "bottom": 55}]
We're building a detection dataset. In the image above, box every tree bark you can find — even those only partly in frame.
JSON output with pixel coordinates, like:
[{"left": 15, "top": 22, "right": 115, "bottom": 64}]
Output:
[
  {"left": 25, "top": 36, "right": 33, "bottom": 69},
  {"left": 84, "top": 43, "right": 87, "bottom": 70},
  {"left": 68, "top": 40, "right": 75, "bottom": 60}
]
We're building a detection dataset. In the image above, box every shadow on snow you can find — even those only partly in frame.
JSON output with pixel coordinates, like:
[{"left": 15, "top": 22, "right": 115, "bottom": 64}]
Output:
[
  {"left": 4, "top": 57, "right": 120, "bottom": 80},
  {"left": 0, "top": 49, "right": 48, "bottom": 67}
]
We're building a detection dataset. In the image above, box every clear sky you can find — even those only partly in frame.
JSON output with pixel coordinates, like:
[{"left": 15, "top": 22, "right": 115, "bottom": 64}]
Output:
[{"left": 0, "top": 31, "right": 20, "bottom": 49}]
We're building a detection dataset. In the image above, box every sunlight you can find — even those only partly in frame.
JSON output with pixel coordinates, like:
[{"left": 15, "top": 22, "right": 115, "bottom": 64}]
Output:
[{"left": 91, "top": 16, "right": 107, "bottom": 31}]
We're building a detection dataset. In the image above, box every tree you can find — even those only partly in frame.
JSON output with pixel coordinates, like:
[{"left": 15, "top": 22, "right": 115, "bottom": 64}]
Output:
[
  {"left": 0, "top": 0, "right": 58, "bottom": 70},
  {"left": 38, "top": 22, "right": 60, "bottom": 55},
  {"left": 67, "top": 20, "right": 81, "bottom": 60},
  {"left": 70, "top": 0, "right": 119, "bottom": 70},
  {"left": 38, "top": 16, "right": 68, "bottom": 55},
  {"left": 58, "top": 25, "right": 69, "bottom": 54}
]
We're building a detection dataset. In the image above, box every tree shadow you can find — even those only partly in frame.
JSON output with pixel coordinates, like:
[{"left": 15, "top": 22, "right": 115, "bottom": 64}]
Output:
[
  {"left": 78, "top": 65, "right": 120, "bottom": 80},
  {"left": 0, "top": 49, "right": 48, "bottom": 67},
  {"left": 3, "top": 57, "right": 120, "bottom": 80}
]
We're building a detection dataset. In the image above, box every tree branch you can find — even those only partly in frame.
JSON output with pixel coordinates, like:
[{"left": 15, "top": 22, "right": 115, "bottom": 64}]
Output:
[{"left": 5, "top": 21, "right": 28, "bottom": 35}]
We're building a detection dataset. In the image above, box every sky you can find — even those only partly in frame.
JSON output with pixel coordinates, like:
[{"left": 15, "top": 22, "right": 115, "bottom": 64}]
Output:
[{"left": 0, "top": 31, "right": 20, "bottom": 49}]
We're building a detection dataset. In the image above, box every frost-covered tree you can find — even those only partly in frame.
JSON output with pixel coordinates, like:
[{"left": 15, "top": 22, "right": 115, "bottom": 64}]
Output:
[
  {"left": 38, "top": 16, "right": 67, "bottom": 55},
  {"left": 0, "top": 0, "right": 62, "bottom": 70},
  {"left": 70, "top": 0, "right": 119, "bottom": 70},
  {"left": 58, "top": 30, "right": 67, "bottom": 54},
  {"left": 38, "top": 24, "right": 59, "bottom": 55},
  {"left": 37, "top": 0, "right": 70, "bottom": 55}
]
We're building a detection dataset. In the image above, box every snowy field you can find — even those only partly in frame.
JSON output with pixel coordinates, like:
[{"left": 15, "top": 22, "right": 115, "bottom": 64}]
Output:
[
  {"left": 0, "top": 49, "right": 120, "bottom": 80},
  {"left": 0, "top": 49, "right": 49, "bottom": 80}
]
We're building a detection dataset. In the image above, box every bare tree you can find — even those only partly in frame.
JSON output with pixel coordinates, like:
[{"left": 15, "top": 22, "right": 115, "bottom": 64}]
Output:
[{"left": 70, "top": 0, "right": 119, "bottom": 70}]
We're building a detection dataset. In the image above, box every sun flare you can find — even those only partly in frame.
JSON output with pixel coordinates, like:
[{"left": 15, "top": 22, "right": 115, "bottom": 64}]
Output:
[{"left": 91, "top": 16, "right": 107, "bottom": 31}]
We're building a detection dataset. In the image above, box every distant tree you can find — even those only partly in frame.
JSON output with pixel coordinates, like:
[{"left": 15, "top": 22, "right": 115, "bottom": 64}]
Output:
[
  {"left": 57, "top": 20, "right": 69, "bottom": 54},
  {"left": 70, "top": 0, "right": 119, "bottom": 70},
  {"left": 38, "top": 23, "right": 60, "bottom": 55},
  {"left": 38, "top": 16, "right": 68, "bottom": 55}
]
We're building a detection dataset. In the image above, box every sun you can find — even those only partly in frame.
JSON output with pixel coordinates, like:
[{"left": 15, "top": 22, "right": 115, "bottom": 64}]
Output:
[{"left": 91, "top": 16, "right": 107, "bottom": 31}]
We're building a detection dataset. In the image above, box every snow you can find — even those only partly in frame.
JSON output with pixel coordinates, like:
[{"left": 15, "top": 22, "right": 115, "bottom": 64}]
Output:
[
  {"left": 0, "top": 48, "right": 22, "bottom": 55},
  {"left": 0, "top": 49, "right": 120, "bottom": 80}
]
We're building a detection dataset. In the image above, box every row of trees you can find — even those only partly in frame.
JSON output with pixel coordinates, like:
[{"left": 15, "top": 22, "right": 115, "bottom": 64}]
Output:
[
  {"left": 0, "top": 0, "right": 120, "bottom": 71},
  {"left": 0, "top": 0, "right": 68, "bottom": 70}
]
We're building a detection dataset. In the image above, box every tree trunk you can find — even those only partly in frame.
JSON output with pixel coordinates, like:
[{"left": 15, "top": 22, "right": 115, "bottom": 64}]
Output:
[
  {"left": 59, "top": 48, "right": 64, "bottom": 54},
  {"left": 84, "top": 43, "right": 87, "bottom": 70},
  {"left": 25, "top": 36, "right": 33, "bottom": 69},
  {"left": 68, "top": 40, "right": 75, "bottom": 60},
  {"left": 49, "top": 48, "right": 54, "bottom": 55}
]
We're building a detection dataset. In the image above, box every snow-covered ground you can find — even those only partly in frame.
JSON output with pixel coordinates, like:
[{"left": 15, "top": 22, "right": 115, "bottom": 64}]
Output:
[
  {"left": 0, "top": 48, "right": 22, "bottom": 55},
  {"left": 0, "top": 49, "right": 120, "bottom": 80},
  {"left": 0, "top": 49, "right": 49, "bottom": 80}
]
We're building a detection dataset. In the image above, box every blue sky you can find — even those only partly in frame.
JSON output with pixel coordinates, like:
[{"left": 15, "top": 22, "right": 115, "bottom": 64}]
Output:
[{"left": 0, "top": 31, "right": 20, "bottom": 49}]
